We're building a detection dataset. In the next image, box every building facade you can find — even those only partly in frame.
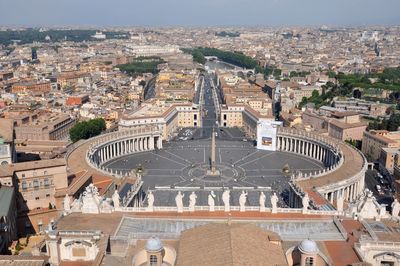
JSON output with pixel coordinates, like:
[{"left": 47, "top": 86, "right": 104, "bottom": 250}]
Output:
[
  {"left": 362, "top": 130, "right": 400, "bottom": 162},
  {"left": 0, "top": 159, "right": 68, "bottom": 234}
]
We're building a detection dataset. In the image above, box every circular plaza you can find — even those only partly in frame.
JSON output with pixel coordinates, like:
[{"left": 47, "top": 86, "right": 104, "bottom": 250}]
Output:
[
  {"left": 67, "top": 125, "right": 367, "bottom": 209},
  {"left": 102, "top": 139, "right": 324, "bottom": 191}
]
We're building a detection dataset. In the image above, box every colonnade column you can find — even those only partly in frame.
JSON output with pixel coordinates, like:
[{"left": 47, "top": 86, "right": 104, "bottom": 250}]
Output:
[
  {"left": 158, "top": 136, "right": 163, "bottom": 149},
  {"left": 306, "top": 143, "right": 309, "bottom": 157},
  {"left": 150, "top": 136, "right": 154, "bottom": 150}
]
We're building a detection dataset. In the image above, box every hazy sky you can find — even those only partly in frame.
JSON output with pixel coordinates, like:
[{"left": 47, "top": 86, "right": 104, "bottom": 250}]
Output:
[{"left": 0, "top": 0, "right": 399, "bottom": 27}]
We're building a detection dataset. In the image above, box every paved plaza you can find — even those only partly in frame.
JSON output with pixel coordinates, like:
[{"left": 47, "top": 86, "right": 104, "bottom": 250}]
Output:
[{"left": 104, "top": 139, "right": 324, "bottom": 206}]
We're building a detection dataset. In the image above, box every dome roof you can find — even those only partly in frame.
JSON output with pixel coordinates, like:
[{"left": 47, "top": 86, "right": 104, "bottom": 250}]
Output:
[
  {"left": 145, "top": 236, "right": 163, "bottom": 252},
  {"left": 298, "top": 239, "right": 318, "bottom": 254}
]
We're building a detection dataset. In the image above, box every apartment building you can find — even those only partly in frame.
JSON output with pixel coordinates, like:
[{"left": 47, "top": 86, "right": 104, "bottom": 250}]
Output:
[
  {"left": 155, "top": 70, "right": 198, "bottom": 101},
  {"left": 334, "top": 99, "right": 389, "bottom": 117},
  {"left": 119, "top": 100, "right": 201, "bottom": 140},
  {"left": 11, "top": 81, "right": 52, "bottom": 95},
  {"left": 380, "top": 147, "right": 400, "bottom": 174},
  {"left": 362, "top": 130, "right": 400, "bottom": 162},
  {"left": 0, "top": 159, "right": 68, "bottom": 234},
  {"left": 220, "top": 105, "right": 274, "bottom": 139},
  {"left": 327, "top": 111, "right": 367, "bottom": 141},
  {"left": 2, "top": 111, "right": 76, "bottom": 141},
  {"left": 57, "top": 71, "right": 90, "bottom": 89}
]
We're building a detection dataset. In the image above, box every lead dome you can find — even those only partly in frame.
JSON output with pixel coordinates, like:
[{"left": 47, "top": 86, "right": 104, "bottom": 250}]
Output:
[
  {"left": 145, "top": 236, "right": 163, "bottom": 252},
  {"left": 298, "top": 239, "right": 318, "bottom": 254}
]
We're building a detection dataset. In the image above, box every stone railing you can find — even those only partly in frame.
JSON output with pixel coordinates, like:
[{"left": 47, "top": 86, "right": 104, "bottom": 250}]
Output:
[
  {"left": 113, "top": 205, "right": 343, "bottom": 216},
  {"left": 58, "top": 230, "right": 102, "bottom": 237}
]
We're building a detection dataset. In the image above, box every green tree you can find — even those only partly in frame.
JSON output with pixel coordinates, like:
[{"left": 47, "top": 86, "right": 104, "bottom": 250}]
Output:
[
  {"left": 117, "top": 57, "right": 165, "bottom": 76},
  {"left": 69, "top": 118, "right": 106, "bottom": 142}
]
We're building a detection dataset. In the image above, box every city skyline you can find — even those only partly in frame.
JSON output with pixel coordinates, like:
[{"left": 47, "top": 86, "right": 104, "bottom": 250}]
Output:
[{"left": 0, "top": 0, "right": 400, "bottom": 27}]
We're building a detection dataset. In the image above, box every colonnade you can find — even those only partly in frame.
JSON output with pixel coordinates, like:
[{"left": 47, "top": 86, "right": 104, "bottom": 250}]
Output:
[
  {"left": 88, "top": 135, "right": 162, "bottom": 169},
  {"left": 277, "top": 136, "right": 339, "bottom": 167},
  {"left": 323, "top": 179, "right": 363, "bottom": 203},
  {"left": 277, "top": 129, "right": 366, "bottom": 208}
]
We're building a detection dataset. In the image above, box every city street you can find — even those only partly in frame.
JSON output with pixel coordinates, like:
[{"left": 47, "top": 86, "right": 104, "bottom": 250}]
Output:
[
  {"left": 365, "top": 169, "right": 393, "bottom": 207},
  {"left": 194, "top": 73, "right": 219, "bottom": 139}
]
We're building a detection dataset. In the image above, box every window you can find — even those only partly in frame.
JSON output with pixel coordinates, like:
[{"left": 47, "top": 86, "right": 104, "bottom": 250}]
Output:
[
  {"left": 44, "top": 170, "right": 48, "bottom": 175},
  {"left": 33, "top": 180, "right": 39, "bottom": 189},
  {"left": 149, "top": 255, "right": 157, "bottom": 266},
  {"left": 21, "top": 181, "right": 27, "bottom": 190},
  {"left": 22, "top": 174, "right": 25, "bottom": 178},
  {"left": 35, "top": 197, "right": 39, "bottom": 200},
  {"left": 33, "top": 172, "right": 37, "bottom": 177},
  {"left": 44, "top": 178, "right": 50, "bottom": 187},
  {"left": 46, "top": 194, "right": 50, "bottom": 197},
  {"left": 305, "top": 257, "right": 314, "bottom": 266}
]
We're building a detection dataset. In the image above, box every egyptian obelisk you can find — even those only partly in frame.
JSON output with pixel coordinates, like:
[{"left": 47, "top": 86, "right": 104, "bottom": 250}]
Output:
[
  {"left": 211, "top": 128, "right": 216, "bottom": 172},
  {"left": 207, "top": 128, "right": 220, "bottom": 176}
]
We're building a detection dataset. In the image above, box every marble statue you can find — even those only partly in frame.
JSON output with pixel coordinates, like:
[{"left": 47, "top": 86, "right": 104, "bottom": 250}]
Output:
[
  {"left": 189, "top": 191, "right": 197, "bottom": 212},
  {"left": 222, "top": 189, "right": 230, "bottom": 212},
  {"left": 302, "top": 193, "right": 309, "bottom": 213},
  {"left": 81, "top": 183, "right": 101, "bottom": 214},
  {"left": 271, "top": 192, "right": 279, "bottom": 214},
  {"left": 239, "top": 191, "right": 248, "bottom": 212},
  {"left": 392, "top": 199, "right": 400, "bottom": 217},
  {"left": 147, "top": 191, "right": 154, "bottom": 211},
  {"left": 112, "top": 190, "right": 120, "bottom": 209},
  {"left": 175, "top": 191, "right": 184, "bottom": 213},
  {"left": 63, "top": 194, "right": 70, "bottom": 212},
  {"left": 357, "top": 190, "right": 379, "bottom": 220},
  {"left": 208, "top": 191, "right": 216, "bottom": 212},
  {"left": 259, "top": 192, "right": 266, "bottom": 212}
]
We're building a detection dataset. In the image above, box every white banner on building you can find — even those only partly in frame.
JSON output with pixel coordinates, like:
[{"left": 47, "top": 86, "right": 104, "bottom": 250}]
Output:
[{"left": 256, "top": 121, "right": 283, "bottom": 151}]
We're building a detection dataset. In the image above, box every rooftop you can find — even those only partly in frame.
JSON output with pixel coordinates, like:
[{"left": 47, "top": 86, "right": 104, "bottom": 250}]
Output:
[
  {"left": 0, "top": 158, "right": 66, "bottom": 178},
  {"left": 176, "top": 223, "right": 287, "bottom": 266}
]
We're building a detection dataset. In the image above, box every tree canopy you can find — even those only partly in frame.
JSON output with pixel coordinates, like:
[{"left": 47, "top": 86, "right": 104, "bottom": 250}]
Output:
[
  {"left": 368, "top": 113, "right": 400, "bottom": 131},
  {"left": 336, "top": 68, "right": 400, "bottom": 91},
  {"left": 117, "top": 56, "right": 165, "bottom": 76},
  {"left": 181, "top": 47, "right": 281, "bottom": 79},
  {"left": 69, "top": 118, "right": 106, "bottom": 142},
  {"left": 0, "top": 28, "right": 129, "bottom": 45}
]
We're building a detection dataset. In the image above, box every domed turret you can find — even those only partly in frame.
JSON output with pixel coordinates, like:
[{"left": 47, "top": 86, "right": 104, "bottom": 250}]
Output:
[
  {"left": 145, "top": 236, "right": 163, "bottom": 252},
  {"left": 298, "top": 239, "right": 318, "bottom": 255}
]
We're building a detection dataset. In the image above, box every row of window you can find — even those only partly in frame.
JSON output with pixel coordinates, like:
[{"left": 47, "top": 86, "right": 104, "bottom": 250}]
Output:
[
  {"left": 21, "top": 178, "right": 51, "bottom": 190},
  {"left": 35, "top": 194, "right": 51, "bottom": 200},
  {"left": 21, "top": 170, "right": 49, "bottom": 178}
]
